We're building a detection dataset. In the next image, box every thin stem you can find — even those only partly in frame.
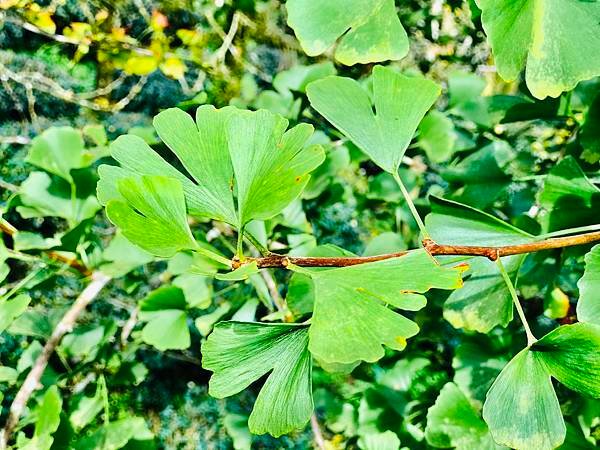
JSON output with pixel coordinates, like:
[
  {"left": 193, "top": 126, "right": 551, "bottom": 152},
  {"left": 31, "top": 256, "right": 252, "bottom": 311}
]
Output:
[
  {"left": 392, "top": 172, "right": 430, "bottom": 240},
  {"left": 538, "top": 223, "right": 600, "bottom": 239},
  {"left": 495, "top": 256, "right": 537, "bottom": 346},
  {"left": 244, "top": 230, "right": 270, "bottom": 256},
  {"left": 236, "top": 226, "right": 245, "bottom": 261}
]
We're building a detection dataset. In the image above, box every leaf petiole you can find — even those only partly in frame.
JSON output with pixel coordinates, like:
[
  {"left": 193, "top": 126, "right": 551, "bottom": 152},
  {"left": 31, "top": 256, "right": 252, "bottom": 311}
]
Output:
[
  {"left": 495, "top": 255, "right": 537, "bottom": 346},
  {"left": 392, "top": 171, "right": 430, "bottom": 240}
]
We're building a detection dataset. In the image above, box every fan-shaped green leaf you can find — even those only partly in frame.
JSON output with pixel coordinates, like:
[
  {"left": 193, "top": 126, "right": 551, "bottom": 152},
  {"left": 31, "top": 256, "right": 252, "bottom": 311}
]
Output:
[
  {"left": 577, "top": 245, "right": 600, "bottom": 325},
  {"left": 477, "top": 0, "right": 600, "bottom": 99},
  {"left": 307, "top": 65, "right": 440, "bottom": 174},
  {"left": 105, "top": 175, "right": 197, "bottom": 258},
  {"left": 302, "top": 249, "right": 464, "bottom": 364},
  {"left": 98, "top": 107, "right": 323, "bottom": 229},
  {"left": 483, "top": 349, "right": 565, "bottom": 450},
  {"left": 531, "top": 323, "right": 600, "bottom": 398},
  {"left": 202, "top": 322, "right": 312, "bottom": 437},
  {"left": 286, "top": 0, "right": 408, "bottom": 66}
]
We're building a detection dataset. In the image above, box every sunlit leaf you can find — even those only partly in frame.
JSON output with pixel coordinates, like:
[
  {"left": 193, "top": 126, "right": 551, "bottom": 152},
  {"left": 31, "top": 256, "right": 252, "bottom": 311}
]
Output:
[
  {"left": 287, "top": 0, "right": 408, "bottom": 66},
  {"left": 303, "top": 249, "right": 464, "bottom": 364},
  {"left": 477, "top": 0, "right": 600, "bottom": 99},
  {"left": 307, "top": 65, "right": 440, "bottom": 174},
  {"left": 105, "top": 175, "right": 197, "bottom": 257}
]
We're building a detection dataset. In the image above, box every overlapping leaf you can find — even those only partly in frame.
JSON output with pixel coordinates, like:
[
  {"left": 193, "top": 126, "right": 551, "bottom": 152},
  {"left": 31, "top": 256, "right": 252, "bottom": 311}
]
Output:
[
  {"left": 483, "top": 348, "right": 565, "bottom": 450},
  {"left": 484, "top": 323, "right": 600, "bottom": 449},
  {"left": 98, "top": 106, "right": 324, "bottom": 233},
  {"left": 286, "top": 0, "right": 408, "bottom": 66},
  {"left": 307, "top": 65, "right": 440, "bottom": 174},
  {"left": 426, "top": 196, "right": 535, "bottom": 332},
  {"left": 426, "top": 382, "right": 502, "bottom": 450},
  {"left": 104, "top": 175, "right": 197, "bottom": 258},
  {"left": 202, "top": 322, "right": 312, "bottom": 437},
  {"left": 477, "top": 0, "right": 600, "bottom": 99},
  {"left": 299, "top": 249, "right": 464, "bottom": 364}
]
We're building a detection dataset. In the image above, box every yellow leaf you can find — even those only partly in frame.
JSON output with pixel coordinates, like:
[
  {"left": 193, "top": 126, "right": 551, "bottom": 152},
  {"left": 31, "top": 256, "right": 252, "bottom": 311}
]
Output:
[
  {"left": 160, "top": 57, "right": 186, "bottom": 79},
  {"left": 0, "top": 0, "right": 19, "bottom": 10},
  {"left": 176, "top": 29, "right": 203, "bottom": 46},
  {"left": 124, "top": 55, "right": 158, "bottom": 76},
  {"left": 63, "top": 22, "right": 92, "bottom": 42},
  {"left": 32, "top": 11, "right": 56, "bottom": 34}
]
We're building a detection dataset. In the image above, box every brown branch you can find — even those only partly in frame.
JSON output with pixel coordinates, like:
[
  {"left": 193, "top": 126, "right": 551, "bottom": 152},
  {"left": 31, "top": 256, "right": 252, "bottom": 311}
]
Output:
[
  {"left": 238, "top": 231, "right": 600, "bottom": 268},
  {"left": 0, "top": 272, "right": 111, "bottom": 449}
]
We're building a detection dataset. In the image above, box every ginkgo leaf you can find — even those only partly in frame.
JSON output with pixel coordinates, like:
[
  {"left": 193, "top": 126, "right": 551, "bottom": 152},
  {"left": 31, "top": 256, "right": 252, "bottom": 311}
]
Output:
[
  {"left": 19, "top": 172, "right": 100, "bottom": 224},
  {"left": 0, "top": 294, "right": 31, "bottom": 334},
  {"left": 202, "top": 322, "right": 312, "bottom": 437},
  {"left": 477, "top": 0, "right": 600, "bottom": 99},
  {"left": 426, "top": 382, "right": 502, "bottom": 450},
  {"left": 531, "top": 323, "right": 600, "bottom": 398},
  {"left": 426, "top": 196, "right": 535, "bottom": 333},
  {"left": 26, "top": 127, "right": 87, "bottom": 182},
  {"left": 286, "top": 0, "right": 408, "bottom": 66},
  {"left": 105, "top": 175, "right": 197, "bottom": 257},
  {"left": 302, "top": 249, "right": 464, "bottom": 364},
  {"left": 483, "top": 349, "right": 565, "bottom": 450},
  {"left": 98, "top": 106, "right": 323, "bottom": 229},
  {"left": 307, "top": 65, "right": 440, "bottom": 174},
  {"left": 138, "top": 285, "right": 190, "bottom": 351},
  {"left": 577, "top": 244, "right": 600, "bottom": 325}
]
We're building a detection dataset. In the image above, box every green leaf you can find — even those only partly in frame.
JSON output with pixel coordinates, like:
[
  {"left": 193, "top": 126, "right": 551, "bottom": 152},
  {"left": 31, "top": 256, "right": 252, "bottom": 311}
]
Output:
[
  {"left": 0, "top": 294, "right": 31, "bottom": 334},
  {"left": 99, "top": 107, "right": 323, "bottom": 230},
  {"left": 483, "top": 349, "right": 565, "bottom": 450},
  {"left": 18, "top": 172, "right": 100, "bottom": 224},
  {"left": 307, "top": 65, "right": 440, "bottom": 174},
  {"left": 417, "top": 111, "right": 457, "bottom": 163},
  {"left": 304, "top": 249, "right": 464, "bottom": 364},
  {"left": 577, "top": 244, "right": 600, "bottom": 325},
  {"left": 202, "top": 322, "right": 312, "bottom": 437},
  {"left": 426, "top": 382, "right": 502, "bottom": 450},
  {"left": 224, "top": 413, "right": 252, "bottom": 450},
  {"left": 74, "top": 417, "right": 153, "bottom": 450},
  {"left": 477, "top": 0, "right": 600, "bottom": 99},
  {"left": 70, "top": 382, "right": 105, "bottom": 431},
  {"left": 227, "top": 109, "right": 324, "bottom": 226},
  {"left": 99, "top": 233, "right": 154, "bottom": 277},
  {"left": 358, "top": 431, "right": 400, "bottom": 450},
  {"left": 26, "top": 127, "right": 87, "bottom": 182},
  {"left": 153, "top": 106, "right": 237, "bottom": 224},
  {"left": 286, "top": 0, "right": 408, "bottom": 66},
  {"left": 34, "top": 385, "right": 62, "bottom": 437},
  {"left": 538, "top": 156, "right": 600, "bottom": 233},
  {"left": 440, "top": 141, "right": 513, "bottom": 210},
  {"left": 531, "top": 323, "right": 600, "bottom": 398},
  {"left": 0, "top": 366, "right": 18, "bottom": 384},
  {"left": 216, "top": 261, "right": 259, "bottom": 281},
  {"left": 426, "top": 196, "right": 534, "bottom": 332},
  {"left": 139, "top": 286, "right": 190, "bottom": 351},
  {"left": 105, "top": 175, "right": 197, "bottom": 257}
]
